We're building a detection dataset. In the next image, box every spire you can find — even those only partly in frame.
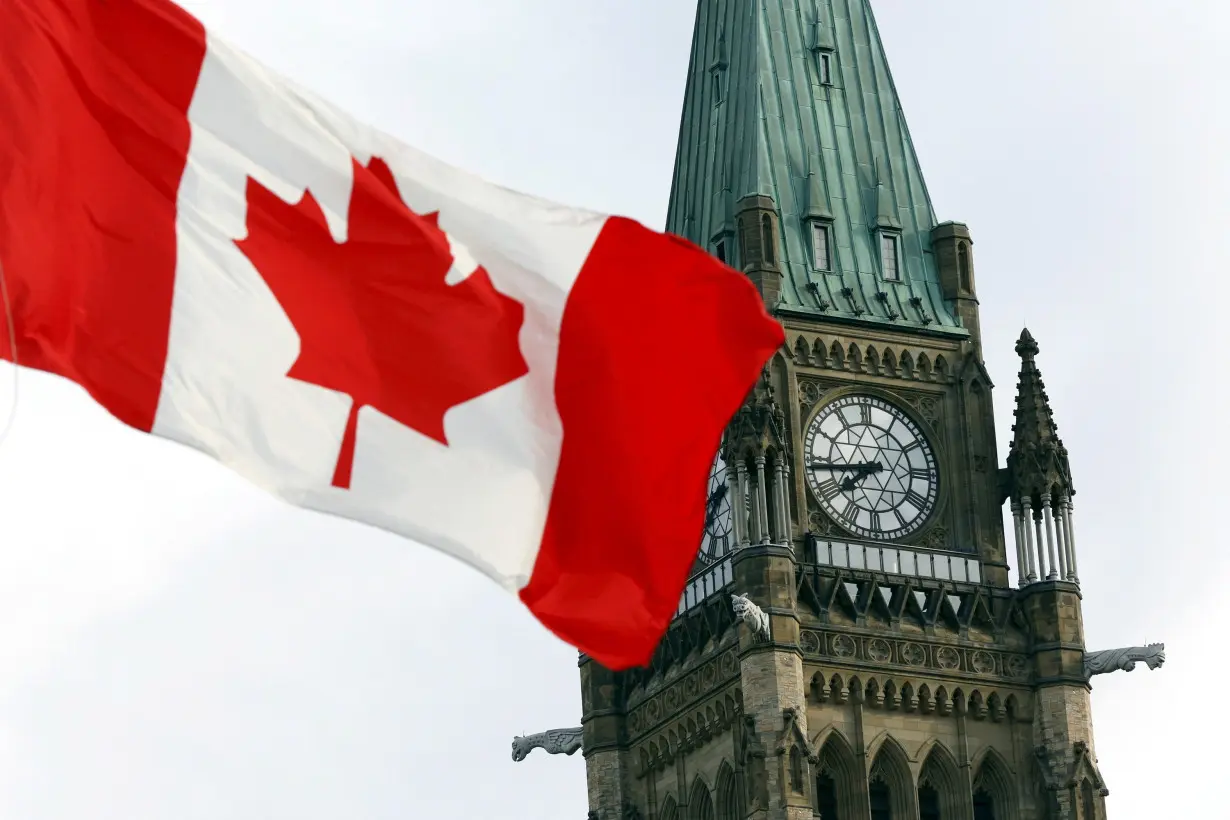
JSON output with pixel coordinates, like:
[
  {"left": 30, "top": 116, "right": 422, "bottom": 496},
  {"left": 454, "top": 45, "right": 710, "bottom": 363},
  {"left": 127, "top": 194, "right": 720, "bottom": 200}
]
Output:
[
  {"left": 1007, "top": 329, "right": 1072, "bottom": 498},
  {"left": 663, "top": 0, "right": 963, "bottom": 334}
]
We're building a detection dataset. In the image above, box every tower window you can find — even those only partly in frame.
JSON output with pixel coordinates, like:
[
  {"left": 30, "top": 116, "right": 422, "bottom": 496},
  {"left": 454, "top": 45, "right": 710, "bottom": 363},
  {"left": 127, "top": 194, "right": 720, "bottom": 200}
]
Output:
[
  {"left": 958, "top": 241, "right": 972, "bottom": 292},
  {"left": 818, "top": 52, "right": 833, "bottom": 85},
  {"left": 761, "top": 214, "right": 776, "bottom": 265},
  {"left": 714, "top": 239, "right": 727, "bottom": 264},
  {"left": 812, "top": 222, "right": 831, "bottom": 271},
  {"left": 712, "top": 71, "right": 724, "bottom": 104},
  {"left": 880, "top": 233, "right": 900, "bottom": 281}
]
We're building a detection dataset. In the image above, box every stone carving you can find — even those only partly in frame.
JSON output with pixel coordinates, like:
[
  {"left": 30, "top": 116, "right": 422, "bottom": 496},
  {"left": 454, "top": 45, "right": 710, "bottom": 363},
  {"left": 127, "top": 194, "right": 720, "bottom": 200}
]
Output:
[
  {"left": 971, "top": 650, "right": 996, "bottom": 675},
  {"left": 511, "top": 727, "right": 583, "bottom": 762},
  {"left": 935, "top": 646, "right": 961, "bottom": 670},
  {"left": 732, "top": 593, "right": 770, "bottom": 641},
  {"left": 914, "top": 523, "right": 949, "bottom": 550},
  {"left": 627, "top": 650, "right": 740, "bottom": 740},
  {"left": 832, "top": 634, "right": 857, "bottom": 658},
  {"left": 1082, "top": 643, "right": 1165, "bottom": 680},
  {"left": 900, "top": 642, "right": 926, "bottom": 666},
  {"left": 867, "top": 638, "right": 891, "bottom": 662},
  {"left": 1004, "top": 654, "right": 1029, "bottom": 679}
]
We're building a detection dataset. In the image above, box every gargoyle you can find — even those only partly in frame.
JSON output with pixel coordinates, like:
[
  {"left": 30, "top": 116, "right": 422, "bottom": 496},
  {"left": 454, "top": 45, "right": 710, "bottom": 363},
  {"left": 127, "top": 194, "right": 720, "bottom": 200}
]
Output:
[
  {"left": 511, "top": 726, "right": 583, "bottom": 762},
  {"left": 1082, "top": 643, "right": 1165, "bottom": 680},
  {"left": 731, "top": 593, "right": 770, "bottom": 641}
]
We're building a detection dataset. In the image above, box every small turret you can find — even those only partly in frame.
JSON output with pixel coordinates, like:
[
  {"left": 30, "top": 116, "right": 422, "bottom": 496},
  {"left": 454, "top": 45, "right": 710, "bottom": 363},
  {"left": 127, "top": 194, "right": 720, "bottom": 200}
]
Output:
[{"left": 1004, "top": 329, "right": 1078, "bottom": 585}]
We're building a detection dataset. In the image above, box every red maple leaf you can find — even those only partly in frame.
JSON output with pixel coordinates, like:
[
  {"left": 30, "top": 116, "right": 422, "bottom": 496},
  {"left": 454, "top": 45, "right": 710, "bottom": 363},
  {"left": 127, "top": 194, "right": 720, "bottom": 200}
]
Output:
[{"left": 235, "top": 156, "right": 529, "bottom": 489}]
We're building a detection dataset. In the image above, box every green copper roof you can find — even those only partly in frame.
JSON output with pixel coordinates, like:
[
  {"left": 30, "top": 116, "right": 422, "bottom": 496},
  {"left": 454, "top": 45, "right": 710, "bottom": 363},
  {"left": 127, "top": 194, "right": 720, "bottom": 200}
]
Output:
[{"left": 665, "top": 0, "right": 964, "bottom": 334}]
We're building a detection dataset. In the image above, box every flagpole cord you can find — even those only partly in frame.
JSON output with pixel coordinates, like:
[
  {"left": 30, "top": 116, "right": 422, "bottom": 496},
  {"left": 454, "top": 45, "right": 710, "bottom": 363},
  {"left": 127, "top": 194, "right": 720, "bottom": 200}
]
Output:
[{"left": 0, "top": 256, "right": 19, "bottom": 452}]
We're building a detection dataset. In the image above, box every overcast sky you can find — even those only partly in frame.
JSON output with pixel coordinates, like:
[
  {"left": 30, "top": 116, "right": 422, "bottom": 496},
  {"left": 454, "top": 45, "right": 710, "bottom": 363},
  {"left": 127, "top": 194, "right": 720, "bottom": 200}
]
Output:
[{"left": 0, "top": 1, "right": 1224, "bottom": 818}]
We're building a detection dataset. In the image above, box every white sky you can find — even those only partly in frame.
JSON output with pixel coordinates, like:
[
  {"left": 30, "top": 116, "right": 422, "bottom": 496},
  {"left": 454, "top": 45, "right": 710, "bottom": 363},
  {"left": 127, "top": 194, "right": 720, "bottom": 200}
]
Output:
[{"left": 1, "top": 1, "right": 1225, "bottom": 817}]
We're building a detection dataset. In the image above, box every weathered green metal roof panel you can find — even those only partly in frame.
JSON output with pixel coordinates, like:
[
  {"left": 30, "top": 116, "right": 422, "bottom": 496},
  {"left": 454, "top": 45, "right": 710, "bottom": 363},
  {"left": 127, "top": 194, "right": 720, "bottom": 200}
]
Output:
[{"left": 665, "top": 0, "right": 964, "bottom": 334}]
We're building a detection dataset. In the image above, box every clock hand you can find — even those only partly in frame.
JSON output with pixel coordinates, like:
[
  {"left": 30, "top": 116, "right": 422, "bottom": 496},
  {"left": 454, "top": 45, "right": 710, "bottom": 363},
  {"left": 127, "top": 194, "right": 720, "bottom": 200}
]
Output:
[
  {"left": 702, "top": 484, "right": 728, "bottom": 531},
  {"left": 839, "top": 461, "right": 885, "bottom": 491},
  {"left": 809, "top": 460, "right": 881, "bottom": 471}
]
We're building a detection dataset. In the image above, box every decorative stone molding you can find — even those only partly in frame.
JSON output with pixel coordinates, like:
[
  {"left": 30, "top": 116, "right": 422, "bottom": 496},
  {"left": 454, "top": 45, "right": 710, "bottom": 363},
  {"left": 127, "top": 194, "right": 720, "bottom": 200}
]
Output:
[
  {"left": 1082, "top": 643, "right": 1165, "bottom": 680},
  {"left": 633, "top": 689, "right": 743, "bottom": 777},
  {"left": 511, "top": 727, "right": 583, "bottom": 761},
  {"left": 810, "top": 670, "right": 1020, "bottom": 724},
  {"left": 627, "top": 649, "right": 740, "bottom": 740},
  {"left": 798, "top": 629, "right": 1031, "bottom": 681},
  {"left": 787, "top": 334, "right": 954, "bottom": 385}
]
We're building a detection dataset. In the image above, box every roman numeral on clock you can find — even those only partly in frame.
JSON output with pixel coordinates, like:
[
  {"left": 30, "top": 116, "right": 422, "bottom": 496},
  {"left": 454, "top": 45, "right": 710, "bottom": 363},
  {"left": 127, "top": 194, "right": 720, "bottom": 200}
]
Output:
[
  {"left": 859, "top": 403, "right": 872, "bottom": 425},
  {"left": 905, "top": 489, "right": 929, "bottom": 510},
  {"left": 818, "top": 478, "right": 842, "bottom": 500}
]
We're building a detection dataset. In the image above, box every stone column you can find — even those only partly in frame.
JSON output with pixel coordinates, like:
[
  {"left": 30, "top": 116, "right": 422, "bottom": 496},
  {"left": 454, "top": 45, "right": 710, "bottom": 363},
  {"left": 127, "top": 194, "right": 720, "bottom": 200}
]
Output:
[
  {"left": 1010, "top": 501, "right": 1026, "bottom": 587},
  {"left": 1021, "top": 496, "right": 1038, "bottom": 583},
  {"left": 1042, "top": 493, "right": 1060, "bottom": 581}
]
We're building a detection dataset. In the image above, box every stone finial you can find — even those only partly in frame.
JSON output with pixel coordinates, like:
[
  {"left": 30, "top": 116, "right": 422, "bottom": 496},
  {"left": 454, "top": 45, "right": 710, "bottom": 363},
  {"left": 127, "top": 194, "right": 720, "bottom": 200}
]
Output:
[
  {"left": 1006, "top": 328, "right": 1073, "bottom": 502},
  {"left": 511, "top": 726, "right": 583, "bottom": 762},
  {"left": 1082, "top": 643, "right": 1166, "bottom": 680}
]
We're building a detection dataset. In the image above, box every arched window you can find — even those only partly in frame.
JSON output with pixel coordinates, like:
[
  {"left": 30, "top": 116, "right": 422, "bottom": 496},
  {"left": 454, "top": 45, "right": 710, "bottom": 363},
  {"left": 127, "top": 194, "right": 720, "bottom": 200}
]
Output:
[
  {"left": 691, "top": 778, "right": 716, "bottom": 820},
  {"left": 868, "top": 780, "right": 892, "bottom": 820},
  {"left": 789, "top": 745, "right": 805, "bottom": 792},
  {"left": 1081, "top": 779, "right": 1096, "bottom": 820},
  {"left": 660, "top": 797, "right": 679, "bottom": 820},
  {"left": 716, "top": 762, "right": 745, "bottom": 820},
  {"left": 973, "top": 788, "right": 996, "bottom": 820},
  {"left": 815, "top": 770, "right": 839, "bottom": 820},
  {"left": 918, "top": 784, "right": 941, "bottom": 820},
  {"left": 957, "top": 242, "right": 972, "bottom": 292},
  {"left": 761, "top": 214, "right": 775, "bottom": 265}
]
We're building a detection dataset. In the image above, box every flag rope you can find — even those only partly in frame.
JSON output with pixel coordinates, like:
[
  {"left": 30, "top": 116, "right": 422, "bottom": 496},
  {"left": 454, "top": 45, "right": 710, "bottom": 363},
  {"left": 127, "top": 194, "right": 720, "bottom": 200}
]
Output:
[{"left": 0, "top": 256, "right": 18, "bottom": 452}]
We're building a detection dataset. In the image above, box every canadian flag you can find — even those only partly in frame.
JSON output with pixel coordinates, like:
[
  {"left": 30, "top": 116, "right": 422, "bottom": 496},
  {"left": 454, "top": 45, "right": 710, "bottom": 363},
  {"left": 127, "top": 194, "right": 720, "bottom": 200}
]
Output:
[{"left": 0, "top": 0, "right": 783, "bottom": 669}]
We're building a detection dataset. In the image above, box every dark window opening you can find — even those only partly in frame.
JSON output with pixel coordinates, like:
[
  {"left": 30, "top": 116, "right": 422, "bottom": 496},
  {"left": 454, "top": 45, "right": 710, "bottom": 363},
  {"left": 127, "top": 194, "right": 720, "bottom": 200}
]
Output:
[
  {"left": 761, "top": 214, "right": 775, "bottom": 265},
  {"left": 869, "top": 781, "right": 891, "bottom": 820},
  {"left": 958, "top": 242, "right": 971, "bottom": 292},
  {"left": 815, "top": 772, "right": 840, "bottom": 820},
  {"left": 715, "top": 240, "right": 726, "bottom": 264},
  {"left": 973, "top": 788, "right": 996, "bottom": 820},
  {"left": 918, "top": 783, "right": 941, "bottom": 820}
]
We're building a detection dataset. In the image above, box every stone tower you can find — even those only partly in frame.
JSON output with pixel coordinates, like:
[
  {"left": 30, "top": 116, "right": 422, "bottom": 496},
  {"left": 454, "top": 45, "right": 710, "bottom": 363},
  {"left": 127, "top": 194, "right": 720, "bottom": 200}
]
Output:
[{"left": 511, "top": 2, "right": 1164, "bottom": 818}]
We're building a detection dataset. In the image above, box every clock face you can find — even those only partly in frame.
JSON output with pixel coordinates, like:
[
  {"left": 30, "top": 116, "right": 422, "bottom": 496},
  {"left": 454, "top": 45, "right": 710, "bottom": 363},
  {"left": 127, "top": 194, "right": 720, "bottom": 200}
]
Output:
[
  {"left": 698, "top": 450, "right": 734, "bottom": 562},
  {"left": 804, "top": 394, "right": 938, "bottom": 541}
]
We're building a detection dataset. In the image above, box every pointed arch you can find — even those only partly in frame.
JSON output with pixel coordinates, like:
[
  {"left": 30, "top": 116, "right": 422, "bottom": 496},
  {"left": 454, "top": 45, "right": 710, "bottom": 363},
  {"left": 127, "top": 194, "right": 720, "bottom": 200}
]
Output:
[
  {"left": 933, "top": 354, "right": 949, "bottom": 380},
  {"left": 794, "top": 335, "right": 812, "bottom": 366},
  {"left": 690, "top": 774, "right": 716, "bottom": 820},
  {"left": 898, "top": 349, "right": 914, "bottom": 379},
  {"left": 813, "top": 338, "right": 831, "bottom": 367},
  {"left": 972, "top": 747, "right": 1017, "bottom": 820},
  {"left": 814, "top": 728, "right": 860, "bottom": 820},
  {"left": 865, "top": 344, "right": 880, "bottom": 374},
  {"left": 761, "top": 214, "right": 776, "bottom": 266},
  {"left": 916, "top": 352, "right": 932, "bottom": 380},
  {"left": 659, "top": 795, "right": 679, "bottom": 820},
  {"left": 868, "top": 735, "right": 915, "bottom": 820},
  {"left": 845, "top": 343, "right": 862, "bottom": 371},
  {"left": 1080, "top": 778, "right": 1096, "bottom": 820},
  {"left": 826, "top": 339, "right": 846, "bottom": 368},
  {"left": 918, "top": 741, "right": 964, "bottom": 820},
  {"left": 883, "top": 348, "right": 898, "bottom": 376},
  {"left": 715, "top": 759, "right": 745, "bottom": 820}
]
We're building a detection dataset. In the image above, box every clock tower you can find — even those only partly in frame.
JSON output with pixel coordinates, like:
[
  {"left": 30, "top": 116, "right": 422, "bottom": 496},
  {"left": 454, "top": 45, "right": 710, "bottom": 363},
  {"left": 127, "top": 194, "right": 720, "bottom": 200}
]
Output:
[{"left": 511, "top": 2, "right": 1165, "bottom": 818}]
